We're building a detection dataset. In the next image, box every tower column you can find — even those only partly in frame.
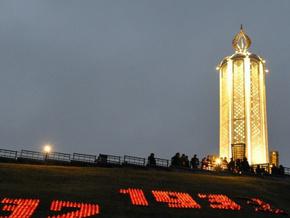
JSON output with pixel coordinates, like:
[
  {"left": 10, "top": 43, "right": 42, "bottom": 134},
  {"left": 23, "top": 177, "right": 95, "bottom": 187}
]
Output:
[
  {"left": 244, "top": 56, "right": 252, "bottom": 164},
  {"left": 227, "top": 60, "right": 233, "bottom": 159}
]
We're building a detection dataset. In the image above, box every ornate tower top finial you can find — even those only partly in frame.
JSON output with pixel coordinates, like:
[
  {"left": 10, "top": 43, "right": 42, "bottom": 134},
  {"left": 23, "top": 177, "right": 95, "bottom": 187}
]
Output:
[{"left": 232, "top": 25, "right": 251, "bottom": 53}]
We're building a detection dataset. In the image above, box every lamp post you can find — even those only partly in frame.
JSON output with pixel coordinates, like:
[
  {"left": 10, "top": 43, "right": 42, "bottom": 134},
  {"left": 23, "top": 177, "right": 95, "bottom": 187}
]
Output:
[{"left": 43, "top": 144, "right": 52, "bottom": 161}]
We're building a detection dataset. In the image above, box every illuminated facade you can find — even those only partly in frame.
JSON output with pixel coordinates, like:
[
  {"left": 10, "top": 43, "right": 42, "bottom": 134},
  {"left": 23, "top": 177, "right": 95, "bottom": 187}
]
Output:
[
  {"left": 270, "top": 151, "right": 279, "bottom": 167},
  {"left": 218, "top": 26, "right": 269, "bottom": 165}
]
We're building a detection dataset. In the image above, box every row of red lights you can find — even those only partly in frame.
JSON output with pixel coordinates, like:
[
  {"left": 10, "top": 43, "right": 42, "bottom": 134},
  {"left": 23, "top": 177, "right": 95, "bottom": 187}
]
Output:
[
  {"left": 119, "top": 189, "right": 149, "bottom": 206},
  {"left": 152, "top": 190, "right": 201, "bottom": 208},
  {"left": 1, "top": 198, "right": 39, "bottom": 218},
  {"left": 120, "top": 188, "right": 286, "bottom": 215},
  {"left": 0, "top": 199, "right": 99, "bottom": 218},
  {"left": 197, "top": 193, "right": 241, "bottom": 210},
  {"left": 0, "top": 189, "right": 287, "bottom": 217},
  {"left": 48, "top": 200, "right": 99, "bottom": 218},
  {"left": 247, "top": 198, "right": 286, "bottom": 215}
]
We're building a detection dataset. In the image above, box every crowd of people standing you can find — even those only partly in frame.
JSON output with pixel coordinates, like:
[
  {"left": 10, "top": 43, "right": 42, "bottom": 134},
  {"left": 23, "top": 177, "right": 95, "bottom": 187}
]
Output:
[
  {"left": 171, "top": 153, "right": 200, "bottom": 169},
  {"left": 147, "top": 152, "right": 285, "bottom": 176}
]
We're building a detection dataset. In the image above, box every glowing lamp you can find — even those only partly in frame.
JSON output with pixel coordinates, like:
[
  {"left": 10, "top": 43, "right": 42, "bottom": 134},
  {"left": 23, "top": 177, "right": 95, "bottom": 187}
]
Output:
[{"left": 43, "top": 145, "right": 52, "bottom": 153}]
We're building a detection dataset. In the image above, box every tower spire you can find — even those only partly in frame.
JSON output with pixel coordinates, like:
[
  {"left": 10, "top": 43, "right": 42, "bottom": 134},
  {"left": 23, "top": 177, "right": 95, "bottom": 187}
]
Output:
[{"left": 232, "top": 25, "right": 251, "bottom": 53}]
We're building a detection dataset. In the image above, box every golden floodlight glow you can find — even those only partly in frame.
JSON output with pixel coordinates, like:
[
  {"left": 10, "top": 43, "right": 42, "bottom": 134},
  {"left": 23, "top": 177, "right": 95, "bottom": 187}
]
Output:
[
  {"left": 217, "top": 26, "right": 269, "bottom": 165},
  {"left": 215, "top": 158, "right": 221, "bottom": 165},
  {"left": 43, "top": 144, "right": 52, "bottom": 153}
]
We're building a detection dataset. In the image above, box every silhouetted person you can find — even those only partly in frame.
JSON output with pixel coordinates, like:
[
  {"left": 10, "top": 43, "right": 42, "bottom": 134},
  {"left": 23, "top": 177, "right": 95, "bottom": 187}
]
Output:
[
  {"left": 201, "top": 157, "right": 208, "bottom": 170},
  {"left": 279, "top": 165, "right": 285, "bottom": 176},
  {"left": 206, "top": 155, "right": 211, "bottom": 167},
  {"left": 235, "top": 159, "right": 242, "bottom": 173},
  {"left": 184, "top": 155, "right": 190, "bottom": 168},
  {"left": 181, "top": 154, "right": 187, "bottom": 167},
  {"left": 241, "top": 157, "right": 250, "bottom": 173},
  {"left": 222, "top": 157, "right": 228, "bottom": 170},
  {"left": 260, "top": 167, "right": 266, "bottom": 175},
  {"left": 182, "top": 154, "right": 185, "bottom": 165},
  {"left": 256, "top": 165, "right": 262, "bottom": 176},
  {"left": 250, "top": 166, "right": 255, "bottom": 174},
  {"left": 147, "top": 153, "right": 156, "bottom": 167},
  {"left": 191, "top": 154, "right": 199, "bottom": 169},
  {"left": 171, "top": 153, "right": 181, "bottom": 167},
  {"left": 271, "top": 164, "right": 278, "bottom": 175},
  {"left": 97, "top": 154, "right": 108, "bottom": 164},
  {"left": 228, "top": 158, "right": 235, "bottom": 172}
]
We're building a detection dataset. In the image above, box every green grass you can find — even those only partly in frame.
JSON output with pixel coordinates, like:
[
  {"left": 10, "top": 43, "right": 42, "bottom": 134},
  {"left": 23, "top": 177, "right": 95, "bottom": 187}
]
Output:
[{"left": 0, "top": 163, "right": 289, "bottom": 218}]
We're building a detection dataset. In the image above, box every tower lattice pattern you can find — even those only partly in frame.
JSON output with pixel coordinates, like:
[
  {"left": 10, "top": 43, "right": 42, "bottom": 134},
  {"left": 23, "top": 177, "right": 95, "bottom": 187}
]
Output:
[
  {"left": 220, "top": 65, "right": 229, "bottom": 157},
  {"left": 250, "top": 61, "right": 262, "bottom": 159},
  {"left": 232, "top": 60, "right": 246, "bottom": 144}
]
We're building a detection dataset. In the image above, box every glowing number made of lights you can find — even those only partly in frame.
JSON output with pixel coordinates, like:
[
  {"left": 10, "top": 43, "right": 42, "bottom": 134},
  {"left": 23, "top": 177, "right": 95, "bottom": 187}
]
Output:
[
  {"left": 198, "top": 193, "right": 241, "bottom": 210},
  {"left": 0, "top": 191, "right": 287, "bottom": 216},
  {"left": 48, "top": 200, "right": 100, "bottom": 218},
  {"left": 247, "top": 198, "right": 286, "bottom": 215},
  {"left": 151, "top": 190, "right": 201, "bottom": 209},
  {"left": 119, "top": 189, "right": 149, "bottom": 206},
  {"left": 0, "top": 198, "right": 40, "bottom": 218}
]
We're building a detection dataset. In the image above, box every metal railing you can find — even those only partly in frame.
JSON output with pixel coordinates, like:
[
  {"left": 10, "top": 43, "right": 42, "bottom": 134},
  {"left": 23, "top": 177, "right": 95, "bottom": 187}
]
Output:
[
  {"left": 0, "top": 149, "right": 17, "bottom": 160},
  {"left": 124, "top": 155, "right": 146, "bottom": 166},
  {"left": 47, "top": 152, "right": 71, "bottom": 162},
  {"left": 97, "top": 154, "right": 121, "bottom": 165},
  {"left": 284, "top": 167, "right": 290, "bottom": 176},
  {"left": 155, "top": 158, "right": 169, "bottom": 167},
  {"left": 20, "top": 150, "right": 44, "bottom": 161},
  {"left": 0, "top": 147, "right": 289, "bottom": 178},
  {"left": 251, "top": 163, "right": 271, "bottom": 172},
  {"left": 72, "top": 153, "right": 96, "bottom": 163}
]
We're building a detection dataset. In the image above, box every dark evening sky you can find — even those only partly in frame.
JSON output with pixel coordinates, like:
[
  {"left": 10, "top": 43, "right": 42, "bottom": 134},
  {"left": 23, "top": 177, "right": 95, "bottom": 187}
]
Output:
[{"left": 0, "top": 1, "right": 289, "bottom": 166}]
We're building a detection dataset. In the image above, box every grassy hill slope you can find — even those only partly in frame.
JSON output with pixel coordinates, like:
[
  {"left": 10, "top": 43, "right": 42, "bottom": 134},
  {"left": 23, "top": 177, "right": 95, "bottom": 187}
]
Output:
[{"left": 0, "top": 163, "right": 289, "bottom": 218}]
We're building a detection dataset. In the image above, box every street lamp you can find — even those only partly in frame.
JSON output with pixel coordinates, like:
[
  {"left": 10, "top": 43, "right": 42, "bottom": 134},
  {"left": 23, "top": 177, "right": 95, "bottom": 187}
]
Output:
[{"left": 43, "top": 144, "right": 52, "bottom": 160}]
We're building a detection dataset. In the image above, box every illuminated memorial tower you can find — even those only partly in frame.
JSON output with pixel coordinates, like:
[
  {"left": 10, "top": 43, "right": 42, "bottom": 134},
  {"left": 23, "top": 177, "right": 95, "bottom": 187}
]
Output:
[{"left": 217, "top": 26, "right": 269, "bottom": 165}]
